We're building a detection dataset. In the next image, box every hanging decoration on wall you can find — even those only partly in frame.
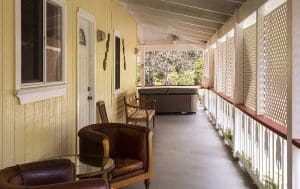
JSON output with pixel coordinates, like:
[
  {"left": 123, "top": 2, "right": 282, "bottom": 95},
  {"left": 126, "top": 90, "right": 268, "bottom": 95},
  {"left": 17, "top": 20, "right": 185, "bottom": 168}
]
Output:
[
  {"left": 103, "top": 33, "right": 110, "bottom": 70},
  {"left": 122, "top": 38, "right": 127, "bottom": 70}
]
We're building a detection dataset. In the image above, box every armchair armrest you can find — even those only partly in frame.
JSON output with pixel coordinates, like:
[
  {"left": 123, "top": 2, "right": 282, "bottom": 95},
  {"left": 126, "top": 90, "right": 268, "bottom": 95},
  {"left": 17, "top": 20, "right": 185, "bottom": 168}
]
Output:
[
  {"left": 78, "top": 126, "right": 110, "bottom": 157},
  {"left": 35, "top": 178, "right": 109, "bottom": 189},
  {"left": 110, "top": 125, "right": 152, "bottom": 172}
]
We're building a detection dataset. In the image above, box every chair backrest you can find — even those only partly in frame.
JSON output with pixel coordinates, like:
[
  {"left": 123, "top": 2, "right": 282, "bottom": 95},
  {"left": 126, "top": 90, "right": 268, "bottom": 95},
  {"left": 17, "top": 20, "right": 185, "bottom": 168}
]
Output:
[
  {"left": 97, "top": 101, "right": 109, "bottom": 123},
  {"left": 124, "top": 93, "right": 137, "bottom": 105},
  {"left": 124, "top": 93, "right": 139, "bottom": 116}
]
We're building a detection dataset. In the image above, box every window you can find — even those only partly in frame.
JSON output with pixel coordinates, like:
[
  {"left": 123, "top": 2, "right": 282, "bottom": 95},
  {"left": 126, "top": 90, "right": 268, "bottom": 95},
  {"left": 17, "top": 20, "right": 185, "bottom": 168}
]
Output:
[
  {"left": 115, "top": 35, "right": 121, "bottom": 90},
  {"left": 19, "top": 0, "right": 65, "bottom": 86},
  {"left": 16, "top": 0, "right": 66, "bottom": 104}
]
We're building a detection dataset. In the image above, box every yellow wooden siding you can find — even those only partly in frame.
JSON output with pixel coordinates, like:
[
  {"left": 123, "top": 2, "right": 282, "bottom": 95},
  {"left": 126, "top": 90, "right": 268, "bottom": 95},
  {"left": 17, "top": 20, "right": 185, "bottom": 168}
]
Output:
[
  {"left": 0, "top": 0, "right": 137, "bottom": 168},
  {"left": 2, "top": 0, "right": 15, "bottom": 168}
]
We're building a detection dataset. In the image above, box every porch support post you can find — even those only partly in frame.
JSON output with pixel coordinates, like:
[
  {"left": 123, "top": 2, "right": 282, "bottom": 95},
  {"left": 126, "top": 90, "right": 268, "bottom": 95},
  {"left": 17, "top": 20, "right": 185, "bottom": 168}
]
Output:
[
  {"left": 216, "top": 41, "right": 222, "bottom": 93},
  {"left": 233, "top": 21, "right": 243, "bottom": 157},
  {"left": 287, "top": 0, "right": 300, "bottom": 188},
  {"left": 213, "top": 48, "right": 217, "bottom": 90},
  {"left": 256, "top": 7, "right": 265, "bottom": 116},
  {"left": 208, "top": 48, "right": 215, "bottom": 88},
  {"left": 233, "top": 23, "right": 243, "bottom": 105}
]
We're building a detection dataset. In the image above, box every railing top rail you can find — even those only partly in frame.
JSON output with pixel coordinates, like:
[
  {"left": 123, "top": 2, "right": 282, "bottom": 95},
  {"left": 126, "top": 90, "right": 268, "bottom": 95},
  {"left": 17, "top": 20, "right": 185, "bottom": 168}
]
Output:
[
  {"left": 218, "top": 92, "right": 234, "bottom": 105},
  {"left": 236, "top": 104, "right": 287, "bottom": 139},
  {"left": 206, "top": 89, "right": 287, "bottom": 139},
  {"left": 292, "top": 139, "right": 300, "bottom": 149}
]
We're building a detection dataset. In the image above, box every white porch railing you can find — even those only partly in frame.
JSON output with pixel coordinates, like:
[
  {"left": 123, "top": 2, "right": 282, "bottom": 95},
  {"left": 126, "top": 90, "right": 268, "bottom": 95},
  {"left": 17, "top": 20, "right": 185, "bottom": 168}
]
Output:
[{"left": 204, "top": 89, "right": 288, "bottom": 189}]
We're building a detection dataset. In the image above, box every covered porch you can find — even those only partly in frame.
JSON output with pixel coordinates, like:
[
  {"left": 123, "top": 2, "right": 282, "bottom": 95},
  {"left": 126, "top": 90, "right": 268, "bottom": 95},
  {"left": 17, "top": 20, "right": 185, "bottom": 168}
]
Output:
[{"left": 0, "top": 0, "right": 300, "bottom": 189}]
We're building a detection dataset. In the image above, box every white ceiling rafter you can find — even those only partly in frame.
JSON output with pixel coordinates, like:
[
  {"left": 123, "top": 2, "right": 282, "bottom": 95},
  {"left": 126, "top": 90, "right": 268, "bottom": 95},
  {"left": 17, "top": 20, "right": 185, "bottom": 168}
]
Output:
[
  {"left": 136, "top": 17, "right": 217, "bottom": 34},
  {"left": 119, "top": 0, "right": 246, "bottom": 46},
  {"left": 120, "top": 0, "right": 229, "bottom": 24},
  {"left": 160, "top": 0, "right": 245, "bottom": 16}
]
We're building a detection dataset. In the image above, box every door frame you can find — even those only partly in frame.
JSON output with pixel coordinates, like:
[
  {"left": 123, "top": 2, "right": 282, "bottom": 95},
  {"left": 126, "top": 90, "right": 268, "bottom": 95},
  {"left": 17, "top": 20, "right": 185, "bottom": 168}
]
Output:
[{"left": 77, "top": 9, "right": 96, "bottom": 133}]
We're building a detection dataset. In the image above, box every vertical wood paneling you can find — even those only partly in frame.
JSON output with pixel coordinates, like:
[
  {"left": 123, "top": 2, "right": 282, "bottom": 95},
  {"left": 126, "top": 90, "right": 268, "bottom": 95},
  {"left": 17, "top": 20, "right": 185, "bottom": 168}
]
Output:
[
  {"left": 55, "top": 97, "right": 62, "bottom": 155},
  {"left": 33, "top": 101, "right": 43, "bottom": 160},
  {"left": 24, "top": 104, "right": 34, "bottom": 162},
  {"left": 2, "top": 0, "right": 15, "bottom": 167},
  {"left": 49, "top": 98, "right": 56, "bottom": 155},
  {"left": 0, "top": 0, "right": 3, "bottom": 169},
  {"left": 40, "top": 100, "right": 49, "bottom": 158},
  {"left": 61, "top": 95, "right": 67, "bottom": 154},
  {"left": 0, "top": 0, "right": 137, "bottom": 168},
  {"left": 14, "top": 99, "right": 25, "bottom": 163}
]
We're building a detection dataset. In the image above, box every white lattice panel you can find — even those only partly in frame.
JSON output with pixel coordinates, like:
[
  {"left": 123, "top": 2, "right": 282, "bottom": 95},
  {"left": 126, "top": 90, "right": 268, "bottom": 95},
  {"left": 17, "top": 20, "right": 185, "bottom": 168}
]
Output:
[
  {"left": 264, "top": 3, "right": 287, "bottom": 126},
  {"left": 227, "top": 37, "right": 235, "bottom": 98},
  {"left": 243, "top": 24, "right": 257, "bottom": 110},
  {"left": 222, "top": 42, "right": 227, "bottom": 94}
]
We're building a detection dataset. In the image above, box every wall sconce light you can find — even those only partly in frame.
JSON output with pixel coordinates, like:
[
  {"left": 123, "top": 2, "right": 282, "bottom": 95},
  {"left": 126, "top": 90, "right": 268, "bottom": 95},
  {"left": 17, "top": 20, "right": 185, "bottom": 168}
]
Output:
[{"left": 97, "top": 30, "right": 106, "bottom": 42}]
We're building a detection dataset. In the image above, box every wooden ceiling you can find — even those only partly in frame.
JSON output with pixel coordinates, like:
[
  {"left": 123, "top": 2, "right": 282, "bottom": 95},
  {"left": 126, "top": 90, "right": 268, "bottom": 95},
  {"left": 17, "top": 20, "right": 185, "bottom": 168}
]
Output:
[{"left": 119, "top": 0, "right": 246, "bottom": 46}]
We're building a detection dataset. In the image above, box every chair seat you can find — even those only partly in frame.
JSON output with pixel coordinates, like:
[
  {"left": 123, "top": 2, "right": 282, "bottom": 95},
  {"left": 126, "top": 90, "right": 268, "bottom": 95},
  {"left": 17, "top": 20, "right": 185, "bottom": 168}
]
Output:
[
  {"left": 112, "top": 158, "right": 144, "bottom": 177},
  {"left": 128, "top": 109, "right": 155, "bottom": 121}
]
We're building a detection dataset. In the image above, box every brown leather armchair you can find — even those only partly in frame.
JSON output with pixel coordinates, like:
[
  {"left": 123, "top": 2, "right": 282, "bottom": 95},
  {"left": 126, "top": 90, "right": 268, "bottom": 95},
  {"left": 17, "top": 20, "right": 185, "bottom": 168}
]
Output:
[
  {"left": 0, "top": 159, "right": 109, "bottom": 189},
  {"left": 78, "top": 123, "right": 153, "bottom": 189}
]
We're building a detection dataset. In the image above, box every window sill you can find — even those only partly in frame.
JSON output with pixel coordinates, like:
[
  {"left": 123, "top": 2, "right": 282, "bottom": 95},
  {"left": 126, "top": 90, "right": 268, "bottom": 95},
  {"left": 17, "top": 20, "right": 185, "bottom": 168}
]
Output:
[{"left": 16, "top": 84, "right": 68, "bottom": 104}]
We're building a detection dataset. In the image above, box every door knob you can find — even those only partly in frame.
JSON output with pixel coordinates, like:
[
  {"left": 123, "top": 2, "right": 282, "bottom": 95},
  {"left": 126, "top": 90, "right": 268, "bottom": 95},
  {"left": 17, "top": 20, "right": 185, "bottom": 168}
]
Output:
[{"left": 88, "top": 96, "right": 93, "bottom": 100}]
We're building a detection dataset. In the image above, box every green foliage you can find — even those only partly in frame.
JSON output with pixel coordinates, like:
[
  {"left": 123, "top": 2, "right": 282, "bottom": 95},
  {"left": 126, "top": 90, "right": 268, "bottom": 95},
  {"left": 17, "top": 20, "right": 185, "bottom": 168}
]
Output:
[
  {"left": 264, "top": 176, "right": 278, "bottom": 189},
  {"left": 144, "top": 50, "right": 203, "bottom": 86},
  {"left": 223, "top": 128, "right": 233, "bottom": 141},
  {"left": 194, "top": 59, "right": 204, "bottom": 84}
]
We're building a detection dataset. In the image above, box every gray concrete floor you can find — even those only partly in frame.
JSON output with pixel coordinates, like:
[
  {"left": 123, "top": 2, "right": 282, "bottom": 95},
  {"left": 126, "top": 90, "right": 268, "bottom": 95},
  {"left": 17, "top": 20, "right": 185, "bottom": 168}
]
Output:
[{"left": 124, "top": 110, "right": 257, "bottom": 189}]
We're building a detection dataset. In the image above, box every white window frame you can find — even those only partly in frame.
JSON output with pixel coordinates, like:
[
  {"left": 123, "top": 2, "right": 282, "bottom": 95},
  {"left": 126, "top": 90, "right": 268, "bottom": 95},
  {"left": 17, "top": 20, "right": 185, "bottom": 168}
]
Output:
[
  {"left": 113, "top": 30, "right": 122, "bottom": 96},
  {"left": 15, "top": 0, "right": 67, "bottom": 104}
]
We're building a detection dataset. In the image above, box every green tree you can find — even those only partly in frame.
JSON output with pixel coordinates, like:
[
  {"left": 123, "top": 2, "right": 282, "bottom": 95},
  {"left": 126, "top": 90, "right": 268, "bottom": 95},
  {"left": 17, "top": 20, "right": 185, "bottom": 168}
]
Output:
[{"left": 194, "top": 59, "right": 204, "bottom": 85}]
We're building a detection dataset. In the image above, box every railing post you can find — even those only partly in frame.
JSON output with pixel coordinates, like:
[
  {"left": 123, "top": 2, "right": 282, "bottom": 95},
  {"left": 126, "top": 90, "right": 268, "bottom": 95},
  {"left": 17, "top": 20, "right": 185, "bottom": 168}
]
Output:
[{"left": 287, "top": 0, "right": 300, "bottom": 188}]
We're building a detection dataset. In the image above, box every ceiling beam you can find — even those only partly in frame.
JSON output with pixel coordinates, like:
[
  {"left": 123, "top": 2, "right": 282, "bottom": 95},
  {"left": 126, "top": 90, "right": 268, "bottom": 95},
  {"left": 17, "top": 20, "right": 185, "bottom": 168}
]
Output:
[
  {"left": 129, "top": 8, "right": 222, "bottom": 30},
  {"left": 169, "top": 27, "right": 210, "bottom": 40},
  {"left": 120, "top": 0, "right": 229, "bottom": 24},
  {"left": 160, "top": 0, "right": 244, "bottom": 16},
  {"left": 141, "top": 43, "right": 206, "bottom": 51},
  {"left": 137, "top": 17, "right": 216, "bottom": 35},
  {"left": 140, "top": 23, "right": 210, "bottom": 42},
  {"left": 137, "top": 19, "right": 213, "bottom": 37}
]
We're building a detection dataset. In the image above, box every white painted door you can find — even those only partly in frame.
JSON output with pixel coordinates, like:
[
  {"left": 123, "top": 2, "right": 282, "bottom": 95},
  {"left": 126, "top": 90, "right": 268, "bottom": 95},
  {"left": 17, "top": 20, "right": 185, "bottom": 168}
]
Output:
[{"left": 78, "top": 17, "right": 93, "bottom": 130}]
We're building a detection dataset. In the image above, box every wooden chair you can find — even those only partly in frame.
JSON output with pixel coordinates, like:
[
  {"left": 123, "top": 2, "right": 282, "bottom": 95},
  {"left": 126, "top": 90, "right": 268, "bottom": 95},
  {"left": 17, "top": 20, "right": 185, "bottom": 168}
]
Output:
[
  {"left": 124, "top": 93, "right": 156, "bottom": 128},
  {"left": 97, "top": 101, "right": 109, "bottom": 123}
]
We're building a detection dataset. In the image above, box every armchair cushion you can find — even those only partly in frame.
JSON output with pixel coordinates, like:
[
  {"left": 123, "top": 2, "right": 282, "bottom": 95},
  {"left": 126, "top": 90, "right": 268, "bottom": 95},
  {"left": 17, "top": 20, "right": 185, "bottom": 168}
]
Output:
[{"left": 112, "top": 158, "right": 144, "bottom": 177}]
